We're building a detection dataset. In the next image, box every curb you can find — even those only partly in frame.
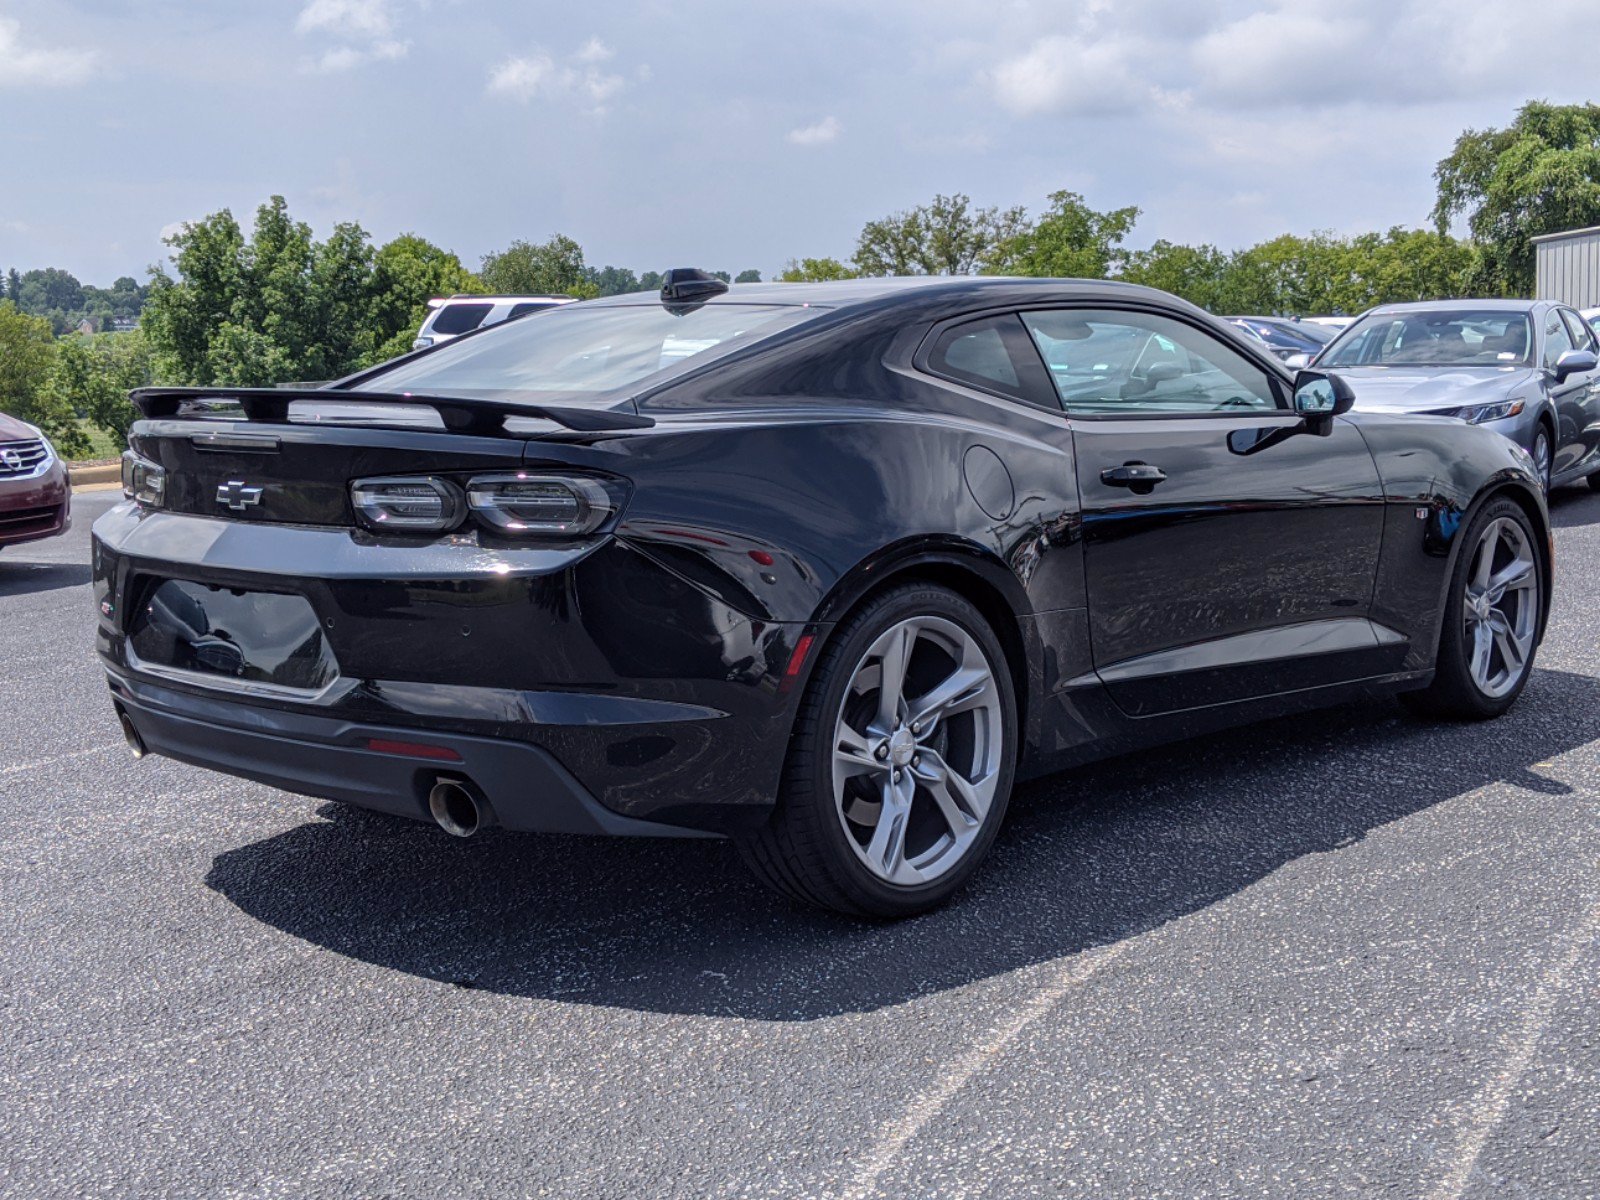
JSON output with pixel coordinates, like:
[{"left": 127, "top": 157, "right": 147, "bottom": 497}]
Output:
[{"left": 71, "top": 463, "right": 122, "bottom": 488}]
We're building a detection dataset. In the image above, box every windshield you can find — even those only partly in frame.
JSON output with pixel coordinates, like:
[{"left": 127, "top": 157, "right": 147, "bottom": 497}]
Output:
[
  {"left": 1319, "top": 310, "right": 1533, "bottom": 368},
  {"left": 355, "top": 302, "right": 826, "bottom": 403}
]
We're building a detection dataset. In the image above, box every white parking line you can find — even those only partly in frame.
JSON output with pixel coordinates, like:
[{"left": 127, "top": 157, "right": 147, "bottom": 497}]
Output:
[
  {"left": 842, "top": 940, "right": 1133, "bottom": 1200},
  {"left": 1425, "top": 895, "right": 1600, "bottom": 1200},
  {"left": 0, "top": 743, "right": 121, "bottom": 777}
]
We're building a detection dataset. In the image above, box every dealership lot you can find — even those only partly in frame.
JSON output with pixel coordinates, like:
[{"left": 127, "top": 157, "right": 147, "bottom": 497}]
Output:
[{"left": 2, "top": 489, "right": 1596, "bottom": 1198}]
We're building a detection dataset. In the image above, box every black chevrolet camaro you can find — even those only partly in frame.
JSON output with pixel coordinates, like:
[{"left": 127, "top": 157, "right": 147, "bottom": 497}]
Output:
[{"left": 94, "top": 274, "right": 1551, "bottom": 917}]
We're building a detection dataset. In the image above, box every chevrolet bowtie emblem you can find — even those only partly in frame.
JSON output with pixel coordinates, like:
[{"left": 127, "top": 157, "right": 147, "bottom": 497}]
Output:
[{"left": 216, "top": 480, "right": 264, "bottom": 511}]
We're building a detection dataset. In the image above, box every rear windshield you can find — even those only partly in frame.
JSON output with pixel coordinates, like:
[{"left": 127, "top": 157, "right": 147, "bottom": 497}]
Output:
[
  {"left": 429, "top": 302, "right": 494, "bottom": 335},
  {"left": 1319, "top": 310, "right": 1533, "bottom": 368},
  {"left": 359, "top": 302, "right": 826, "bottom": 402}
]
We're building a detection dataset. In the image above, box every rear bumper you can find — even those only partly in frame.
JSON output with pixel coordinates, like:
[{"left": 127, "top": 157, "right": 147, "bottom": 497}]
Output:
[
  {"left": 109, "top": 671, "right": 712, "bottom": 837},
  {"left": 0, "top": 462, "right": 70, "bottom": 547},
  {"left": 91, "top": 503, "right": 812, "bottom": 835}
]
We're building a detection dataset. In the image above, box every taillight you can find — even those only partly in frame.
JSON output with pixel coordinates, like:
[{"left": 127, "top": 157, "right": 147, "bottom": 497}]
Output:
[
  {"left": 466, "top": 474, "right": 625, "bottom": 537},
  {"left": 121, "top": 451, "right": 166, "bottom": 507},
  {"left": 350, "top": 477, "right": 464, "bottom": 532}
]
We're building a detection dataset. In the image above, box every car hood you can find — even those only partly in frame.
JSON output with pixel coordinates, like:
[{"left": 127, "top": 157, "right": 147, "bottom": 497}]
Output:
[
  {"left": 0, "top": 412, "right": 40, "bottom": 441},
  {"left": 1326, "top": 366, "right": 1535, "bottom": 414}
]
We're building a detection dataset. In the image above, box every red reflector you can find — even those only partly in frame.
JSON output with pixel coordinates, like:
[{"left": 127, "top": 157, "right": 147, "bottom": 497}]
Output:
[
  {"left": 784, "top": 634, "right": 816, "bottom": 679},
  {"left": 365, "top": 738, "right": 462, "bottom": 762},
  {"left": 748, "top": 550, "right": 775, "bottom": 566}
]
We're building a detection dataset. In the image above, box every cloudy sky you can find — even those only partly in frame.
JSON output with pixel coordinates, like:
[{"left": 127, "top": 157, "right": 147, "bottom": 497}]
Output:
[{"left": 2, "top": 0, "right": 1596, "bottom": 285}]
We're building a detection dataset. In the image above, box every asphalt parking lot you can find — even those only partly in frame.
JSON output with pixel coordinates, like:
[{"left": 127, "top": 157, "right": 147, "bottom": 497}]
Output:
[{"left": 2, "top": 487, "right": 1597, "bottom": 1199}]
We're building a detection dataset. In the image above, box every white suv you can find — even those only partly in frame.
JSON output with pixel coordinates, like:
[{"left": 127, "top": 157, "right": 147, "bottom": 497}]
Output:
[{"left": 412, "top": 295, "right": 576, "bottom": 350}]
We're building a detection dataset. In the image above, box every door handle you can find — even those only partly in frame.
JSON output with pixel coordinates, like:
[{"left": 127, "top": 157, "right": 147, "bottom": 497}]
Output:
[{"left": 1100, "top": 461, "right": 1167, "bottom": 492}]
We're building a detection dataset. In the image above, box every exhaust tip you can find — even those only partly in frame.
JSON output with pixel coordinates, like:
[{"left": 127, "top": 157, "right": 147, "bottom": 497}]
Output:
[
  {"left": 428, "top": 777, "right": 483, "bottom": 838},
  {"left": 117, "top": 709, "right": 146, "bottom": 760}
]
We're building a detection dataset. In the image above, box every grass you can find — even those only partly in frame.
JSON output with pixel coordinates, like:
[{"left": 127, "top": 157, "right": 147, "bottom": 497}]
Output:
[{"left": 70, "top": 420, "right": 123, "bottom": 464}]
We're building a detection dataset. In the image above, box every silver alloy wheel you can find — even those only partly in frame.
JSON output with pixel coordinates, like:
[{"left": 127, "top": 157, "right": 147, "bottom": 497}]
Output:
[
  {"left": 1462, "top": 516, "right": 1539, "bottom": 698},
  {"left": 831, "top": 616, "right": 1003, "bottom": 887},
  {"left": 1532, "top": 430, "right": 1552, "bottom": 491}
]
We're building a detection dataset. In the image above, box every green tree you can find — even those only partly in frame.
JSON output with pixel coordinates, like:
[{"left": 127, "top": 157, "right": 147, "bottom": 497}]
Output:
[
  {"left": 5, "top": 269, "right": 19, "bottom": 304},
  {"left": 583, "top": 265, "right": 642, "bottom": 296},
  {"left": 990, "top": 190, "right": 1140, "bottom": 279},
  {"left": 364, "top": 234, "right": 479, "bottom": 364},
  {"left": 1117, "top": 241, "right": 1234, "bottom": 310},
  {"left": 142, "top": 196, "right": 386, "bottom": 386},
  {"left": 778, "top": 257, "right": 859, "bottom": 282},
  {"left": 735, "top": 269, "right": 762, "bottom": 283},
  {"left": 51, "top": 330, "right": 155, "bottom": 451},
  {"left": 1434, "top": 100, "right": 1600, "bottom": 295},
  {"left": 480, "top": 234, "right": 587, "bottom": 295},
  {"left": 15, "top": 267, "right": 85, "bottom": 319},
  {"left": 854, "top": 193, "right": 1029, "bottom": 276},
  {"left": 0, "top": 301, "right": 86, "bottom": 456}
]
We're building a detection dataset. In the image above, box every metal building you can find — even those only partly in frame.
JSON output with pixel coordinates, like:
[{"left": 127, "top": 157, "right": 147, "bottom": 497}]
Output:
[{"left": 1534, "top": 225, "right": 1600, "bottom": 308}]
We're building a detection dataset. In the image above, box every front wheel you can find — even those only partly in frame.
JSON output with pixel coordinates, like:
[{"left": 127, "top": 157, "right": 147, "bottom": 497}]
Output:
[
  {"left": 1402, "top": 496, "right": 1543, "bottom": 720},
  {"left": 1531, "top": 427, "right": 1552, "bottom": 492},
  {"left": 736, "top": 584, "right": 1017, "bottom": 918}
]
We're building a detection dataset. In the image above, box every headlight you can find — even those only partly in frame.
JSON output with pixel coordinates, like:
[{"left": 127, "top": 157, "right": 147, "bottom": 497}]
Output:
[
  {"left": 350, "top": 476, "right": 464, "bottom": 532},
  {"left": 467, "top": 473, "right": 626, "bottom": 536},
  {"left": 121, "top": 451, "right": 166, "bottom": 507},
  {"left": 1456, "top": 399, "right": 1525, "bottom": 424}
]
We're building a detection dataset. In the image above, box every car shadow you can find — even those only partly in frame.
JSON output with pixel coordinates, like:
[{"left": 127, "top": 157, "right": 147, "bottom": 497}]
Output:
[
  {"left": 205, "top": 666, "right": 1600, "bottom": 1021},
  {"left": 1547, "top": 483, "right": 1600, "bottom": 528},
  {"left": 0, "top": 561, "right": 92, "bottom": 598}
]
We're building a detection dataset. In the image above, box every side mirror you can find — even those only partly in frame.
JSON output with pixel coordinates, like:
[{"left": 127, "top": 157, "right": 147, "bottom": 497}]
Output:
[
  {"left": 1145, "top": 361, "right": 1184, "bottom": 384},
  {"left": 1293, "top": 370, "right": 1356, "bottom": 433},
  {"left": 1283, "top": 352, "right": 1312, "bottom": 371},
  {"left": 1553, "top": 348, "right": 1598, "bottom": 383}
]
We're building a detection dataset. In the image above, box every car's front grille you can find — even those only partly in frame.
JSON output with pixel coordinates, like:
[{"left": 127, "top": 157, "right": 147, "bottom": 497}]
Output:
[
  {"left": 0, "top": 439, "right": 49, "bottom": 478},
  {"left": 0, "top": 505, "right": 62, "bottom": 535}
]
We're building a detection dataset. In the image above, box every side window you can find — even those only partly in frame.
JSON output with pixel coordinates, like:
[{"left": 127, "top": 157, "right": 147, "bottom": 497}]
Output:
[
  {"left": 926, "top": 315, "right": 1041, "bottom": 404},
  {"left": 1543, "top": 310, "right": 1575, "bottom": 369},
  {"left": 430, "top": 302, "right": 494, "bottom": 335},
  {"left": 1019, "top": 309, "right": 1280, "bottom": 415},
  {"left": 1560, "top": 309, "right": 1596, "bottom": 354}
]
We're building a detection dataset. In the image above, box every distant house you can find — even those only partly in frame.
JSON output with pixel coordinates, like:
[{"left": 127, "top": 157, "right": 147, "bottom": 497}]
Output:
[
  {"left": 111, "top": 317, "right": 139, "bottom": 334},
  {"left": 74, "top": 319, "right": 96, "bottom": 337}
]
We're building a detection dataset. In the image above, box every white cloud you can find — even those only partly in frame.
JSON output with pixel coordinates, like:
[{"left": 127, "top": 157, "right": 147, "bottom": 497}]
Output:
[
  {"left": 305, "top": 39, "right": 409, "bottom": 74},
  {"left": 158, "top": 220, "right": 193, "bottom": 244},
  {"left": 0, "top": 17, "right": 97, "bottom": 87},
  {"left": 987, "top": 34, "right": 1147, "bottom": 117},
  {"left": 487, "top": 42, "right": 629, "bottom": 113},
  {"left": 295, "top": 0, "right": 394, "bottom": 40},
  {"left": 787, "top": 116, "right": 841, "bottom": 146},
  {"left": 295, "top": 0, "right": 406, "bottom": 72}
]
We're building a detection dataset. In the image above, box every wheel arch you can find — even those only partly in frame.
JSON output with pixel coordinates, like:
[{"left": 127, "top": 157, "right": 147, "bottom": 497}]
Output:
[{"left": 805, "top": 539, "right": 1033, "bottom": 740}]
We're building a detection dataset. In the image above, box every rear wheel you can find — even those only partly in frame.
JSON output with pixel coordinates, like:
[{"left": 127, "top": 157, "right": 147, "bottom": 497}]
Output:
[
  {"left": 737, "top": 583, "right": 1017, "bottom": 918},
  {"left": 1402, "top": 496, "right": 1542, "bottom": 720}
]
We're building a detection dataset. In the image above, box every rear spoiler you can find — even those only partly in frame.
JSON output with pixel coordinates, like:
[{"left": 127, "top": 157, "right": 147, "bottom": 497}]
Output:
[{"left": 128, "top": 387, "right": 654, "bottom": 436}]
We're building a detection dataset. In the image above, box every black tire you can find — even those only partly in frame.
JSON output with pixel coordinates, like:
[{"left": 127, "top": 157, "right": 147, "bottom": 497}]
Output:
[
  {"left": 1401, "top": 495, "right": 1543, "bottom": 721},
  {"left": 1587, "top": 469, "right": 1600, "bottom": 492},
  {"left": 736, "top": 583, "right": 1018, "bottom": 918},
  {"left": 1532, "top": 425, "right": 1553, "bottom": 492}
]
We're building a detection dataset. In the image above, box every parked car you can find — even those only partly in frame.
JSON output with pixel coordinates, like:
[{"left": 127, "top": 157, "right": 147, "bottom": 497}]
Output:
[
  {"left": 1309, "top": 299, "right": 1600, "bottom": 491},
  {"left": 0, "top": 414, "right": 71, "bottom": 551},
  {"left": 1225, "top": 315, "right": 1338, "bottom": 361},
  {"left": 96, "top": 274, "right": 1550, "bottom": 917},
  {"left": 1302, "top": 315, "right": 1357, "bottom": 332},
  {"left": 412, "top": 294, "right": 575, "bottom": 350}
]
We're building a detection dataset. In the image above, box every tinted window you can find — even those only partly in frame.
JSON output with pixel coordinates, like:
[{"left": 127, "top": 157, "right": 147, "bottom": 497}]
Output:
[
  {"left": 430, "top": 303, "right": 494, "bottom": 335},
  {"left": 508, "top": 302, "right": 560, "bottom": 321},
  {"left": 359, "top": 303, "right": 825, "bottom": 403},
  {"left": 1320, "top": 310, "right": 1533, "bottom": 368},
  {"left": 927, "top": 316, "right": 1029, "bottom": 400},
  {"left": 1021, "top": 310, "right": 1277, "bottom": 415},
  {"left": 1543, "top": 310, "right": 1575, "bottom": 369},
  {"left": 1560, "top": 309, "right": 1595, "bottom": 355}
]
